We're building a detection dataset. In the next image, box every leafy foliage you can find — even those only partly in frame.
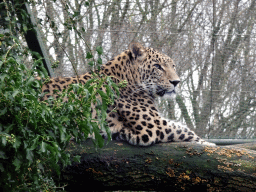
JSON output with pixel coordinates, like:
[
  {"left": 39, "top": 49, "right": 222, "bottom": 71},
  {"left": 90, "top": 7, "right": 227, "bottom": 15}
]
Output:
[{"left": 0, "top": 0, "right": 119, "bottom": 191}]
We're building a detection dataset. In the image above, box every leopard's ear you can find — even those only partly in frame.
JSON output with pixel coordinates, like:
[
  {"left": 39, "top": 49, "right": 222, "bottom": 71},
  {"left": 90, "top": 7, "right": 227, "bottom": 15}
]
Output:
[{"left": 128, "top": 42, "right": 147, "bottom": 61}]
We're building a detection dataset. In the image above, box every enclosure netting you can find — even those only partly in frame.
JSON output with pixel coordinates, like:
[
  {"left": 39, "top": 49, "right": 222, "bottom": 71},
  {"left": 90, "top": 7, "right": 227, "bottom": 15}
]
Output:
[{"left": 30, "top": 0, "right": 255, "bottom": 139}]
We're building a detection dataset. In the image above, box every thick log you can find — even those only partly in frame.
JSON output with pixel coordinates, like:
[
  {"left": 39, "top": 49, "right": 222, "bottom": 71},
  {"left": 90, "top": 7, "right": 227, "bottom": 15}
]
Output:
[{"left": 59, "top": 140, "right": 256, "bottom": 191}]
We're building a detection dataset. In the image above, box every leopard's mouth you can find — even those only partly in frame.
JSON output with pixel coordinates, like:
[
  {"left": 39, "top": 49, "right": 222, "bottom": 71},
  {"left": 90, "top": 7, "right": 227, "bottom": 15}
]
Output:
[
  {"left": 165, "top": 90, "right": 176, "bottom": 96},
  {"left": 156, "top": 89, "right": 175, "bottom": 97},
  {"left": 155, "top": 85, "right": 177, "bottom": 99}
]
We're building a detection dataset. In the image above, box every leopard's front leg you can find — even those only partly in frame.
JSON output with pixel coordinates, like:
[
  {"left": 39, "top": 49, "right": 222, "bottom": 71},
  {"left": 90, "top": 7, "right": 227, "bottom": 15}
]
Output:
[
  {"left": 111, "top": 98, "right": 215, "bottom": 146},
  {"left": 158, "top": 118, "right": 216, "bottom": 146}
]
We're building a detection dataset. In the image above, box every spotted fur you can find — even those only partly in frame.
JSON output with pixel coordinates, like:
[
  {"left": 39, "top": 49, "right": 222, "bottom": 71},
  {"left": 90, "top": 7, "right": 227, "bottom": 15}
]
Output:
[{"left": 41, "top": 43, "right": 215, "bottom": 146}]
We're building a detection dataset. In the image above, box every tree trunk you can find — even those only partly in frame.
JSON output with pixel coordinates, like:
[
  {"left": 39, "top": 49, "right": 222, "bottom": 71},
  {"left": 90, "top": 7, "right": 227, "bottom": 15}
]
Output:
[{"left": 58, "top": 140, "right": 256, "bottom": 191}]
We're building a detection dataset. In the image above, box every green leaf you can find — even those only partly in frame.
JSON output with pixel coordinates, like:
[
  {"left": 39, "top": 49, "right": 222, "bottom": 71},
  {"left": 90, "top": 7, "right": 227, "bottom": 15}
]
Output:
[
  {"left": 0, "top": 151, "right": 7, "bottom": 159},
  {"left": 86, "top": 52, "right": 93, "bottom": 59},
  {"left": 13, "top": 137, "right": 21, "bottom": 149},
  {"left": 40, "top": 141, "right": 46, "bottom": 153},
  {"left": 60, "top": 116, "right": 69, "bottom": 123},
  {"left": 0, "top": 107, "right": 7, "bottom": 116},
  {"left": 32, "top": 80, "right": 40, "bottom": 88},
  {"left": 26, "top": 149, "right": 34, "bottom": 163},
  {"left": 97, "top": 57, "right": 102, "bottom": 65},
  {"left": 96, "top": 46, "right": 103, "bottom": 55},
  {"left": 110, "top": 83, "right": 120, "bottom": 96},
  {"left": 97, "top": 89, "right": 108, "bottom": 99},
  {"left": 92, "top": 122, "right": 104, "bottom": 148},
  {"left": 101, "top": 109, "right": 107, "bottom": 120},
  {"left": 12, "top": 90, "right": 19, "bottom": 98},
  {"left": 23, "top": 24, "right": 28, "bottom": 32},
  {"left": 37, "top": 163, "right": 44, "bottom": 171},
  {"left": 47, "top": 130, "right": 56, "bottom": 139},
  {"left": 60, "top": 128, "right": 66, "bottom": 142},
  {"left": 13, "top": 158, "right": 21, "bottom": 171},
  {"left": 0, "top": 74, "right": 9, "bottom": 82},
  {"left": 1, "top": 136, "right": 6, "bottom": 146},
  {"left": 30, "top": 136, "right": 39, "bottom": 150},
  {"left": 25, "top": 76, "right": 35, "bottom": 87},
  {"left": 23, "top": 140, "right": 28, "bottom": 149},
  {"left": 88, "top": 61, "right": 94, "bottom": 66},
  {"left": 105, "top": 125, "right": 112, "bottom": 142},
  {"left": 84, "top": 78, "right": 97, "bottom": 86},
  {"left": 73, "top": 155, "right": 81, "bottom": 163}
]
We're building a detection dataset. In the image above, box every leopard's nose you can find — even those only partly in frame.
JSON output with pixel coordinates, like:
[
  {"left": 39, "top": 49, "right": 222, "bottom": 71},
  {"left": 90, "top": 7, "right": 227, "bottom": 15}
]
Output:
[{"left": 170, "top": 80, "right": 180, "bottom": 87}]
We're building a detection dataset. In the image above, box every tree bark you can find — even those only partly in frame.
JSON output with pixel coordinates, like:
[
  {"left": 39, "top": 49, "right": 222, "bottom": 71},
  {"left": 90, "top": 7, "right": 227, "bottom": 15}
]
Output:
[{"left": 59, "top": 140, "right": 256, "bottom": 191}]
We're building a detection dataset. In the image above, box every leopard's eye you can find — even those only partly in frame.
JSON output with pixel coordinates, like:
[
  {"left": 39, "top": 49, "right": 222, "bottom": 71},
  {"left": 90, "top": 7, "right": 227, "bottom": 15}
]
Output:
[{"left": 154, "top": 64, "right": 163, "bottom": 71}]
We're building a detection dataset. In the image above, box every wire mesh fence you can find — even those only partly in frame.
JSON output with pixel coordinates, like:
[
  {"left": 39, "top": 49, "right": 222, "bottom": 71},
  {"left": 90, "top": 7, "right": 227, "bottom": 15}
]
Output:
[{"left": 29, "top": 0, "right": 256, "bottom": 139}]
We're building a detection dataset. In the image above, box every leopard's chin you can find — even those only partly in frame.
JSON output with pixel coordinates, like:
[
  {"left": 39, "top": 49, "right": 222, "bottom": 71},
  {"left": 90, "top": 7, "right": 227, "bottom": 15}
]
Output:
[{"left": 162, "top": 90, "right": 176, "bottom": 100}]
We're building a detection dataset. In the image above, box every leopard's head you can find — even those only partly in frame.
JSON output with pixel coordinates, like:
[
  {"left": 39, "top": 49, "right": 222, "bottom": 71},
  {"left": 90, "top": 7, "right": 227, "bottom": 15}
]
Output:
[{"left": 129, "top": 42, "right": 180, "bottom": 99}]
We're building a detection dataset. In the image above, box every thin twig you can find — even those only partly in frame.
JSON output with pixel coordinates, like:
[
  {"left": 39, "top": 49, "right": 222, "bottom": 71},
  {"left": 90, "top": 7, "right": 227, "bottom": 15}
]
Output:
[{"left": 3, "top": 43, "right": 17, "bottom": 63}]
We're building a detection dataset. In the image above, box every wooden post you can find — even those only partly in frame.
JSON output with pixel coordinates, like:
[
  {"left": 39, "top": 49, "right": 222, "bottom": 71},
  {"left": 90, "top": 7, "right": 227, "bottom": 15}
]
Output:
[{"left": 17, "top": 1, "right": 55, "bottom": 77}]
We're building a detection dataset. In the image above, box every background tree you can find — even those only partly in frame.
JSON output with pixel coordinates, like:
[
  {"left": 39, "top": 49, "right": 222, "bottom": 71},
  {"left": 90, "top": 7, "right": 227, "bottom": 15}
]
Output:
[{"left": 31, "top": 0, "right": 256, "bottom": 139}]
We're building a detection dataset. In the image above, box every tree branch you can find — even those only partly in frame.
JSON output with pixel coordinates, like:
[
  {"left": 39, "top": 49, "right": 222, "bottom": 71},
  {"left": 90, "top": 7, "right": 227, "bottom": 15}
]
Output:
[{"left": 58, "top": 140, "right": 256, "bottom": 191}]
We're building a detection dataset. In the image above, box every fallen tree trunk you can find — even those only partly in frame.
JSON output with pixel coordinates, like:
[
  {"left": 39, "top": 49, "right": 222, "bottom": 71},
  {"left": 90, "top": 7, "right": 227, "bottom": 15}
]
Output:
[{"left": 58, "top": 140, "right": 256, "bottom": 191}]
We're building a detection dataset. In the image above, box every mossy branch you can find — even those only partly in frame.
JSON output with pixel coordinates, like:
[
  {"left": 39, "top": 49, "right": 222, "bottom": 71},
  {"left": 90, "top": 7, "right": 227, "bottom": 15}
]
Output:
[{"left": 58, "top": 140, "right": 256, "bottom": 191}]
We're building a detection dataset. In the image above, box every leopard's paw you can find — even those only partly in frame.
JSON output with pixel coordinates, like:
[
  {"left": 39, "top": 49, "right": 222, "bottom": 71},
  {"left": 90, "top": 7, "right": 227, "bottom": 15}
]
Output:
[{"left": 197, "top": 140, "right": 216, "bottom": 146}]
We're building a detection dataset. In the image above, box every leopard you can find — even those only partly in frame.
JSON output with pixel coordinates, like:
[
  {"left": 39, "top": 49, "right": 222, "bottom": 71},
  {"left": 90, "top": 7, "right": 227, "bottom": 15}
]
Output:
[{"left": 40, "top": 42, "right": 215, "bottom": 147}]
